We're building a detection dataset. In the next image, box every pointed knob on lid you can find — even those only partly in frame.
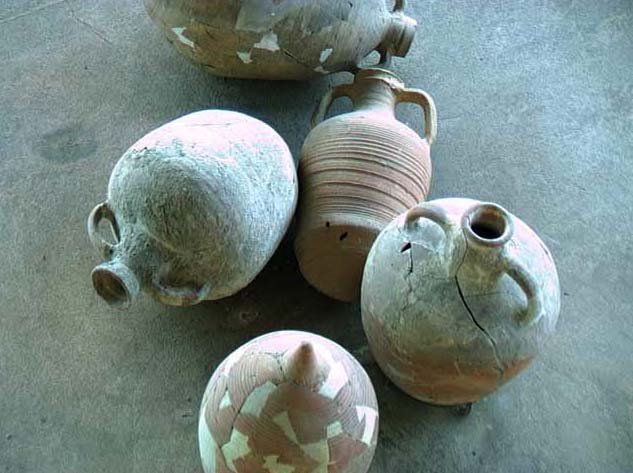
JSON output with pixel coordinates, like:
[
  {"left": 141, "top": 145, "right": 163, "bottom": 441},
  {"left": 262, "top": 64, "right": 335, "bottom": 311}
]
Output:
[{"left": 282, "top": 341, "right": 328, "bottom": 388}]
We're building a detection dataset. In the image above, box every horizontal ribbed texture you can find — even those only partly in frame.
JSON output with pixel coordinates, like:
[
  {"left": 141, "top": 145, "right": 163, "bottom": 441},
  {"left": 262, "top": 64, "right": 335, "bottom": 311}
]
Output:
[{"left": 299, "top": 115, "right": 432, "bottom": 230}]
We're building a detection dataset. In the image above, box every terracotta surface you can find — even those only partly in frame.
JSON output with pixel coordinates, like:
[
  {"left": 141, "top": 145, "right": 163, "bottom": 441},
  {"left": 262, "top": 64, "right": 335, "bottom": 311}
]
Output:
[
  {"left": 4, "top": 2, "right": 633, "bottom": 471},
  {"left": 198, "top": 331, "right": 379, "bottom": 473},
  {"left": 361, "top": 198, "right": 561, "bottom": 406},
  {"left": 88, "top": 110, "right": 298, "bottom": 308},
  {"left": 143, "top": 0, "right": 417, "bottom": 80},
  {"left": 295, "top": 68, "right": 437, "bottom": 302}
]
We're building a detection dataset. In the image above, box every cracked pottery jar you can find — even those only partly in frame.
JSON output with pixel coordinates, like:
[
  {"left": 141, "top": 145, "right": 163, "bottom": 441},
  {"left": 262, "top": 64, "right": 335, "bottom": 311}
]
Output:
[
  {"left": 143, "top": 0, "right": 417, "bottom": 80},
  {"left": 198, "top": 330, "right": 379, "bottom": 473},
  {"left": 294, "top": 67, "right": 437, "bottom": 302},
  {"left": 361, "top": 198, "right": 561, "bottom": 406},
  {"left": 87, "top": 110, "right": 298, "bottom": 308}
]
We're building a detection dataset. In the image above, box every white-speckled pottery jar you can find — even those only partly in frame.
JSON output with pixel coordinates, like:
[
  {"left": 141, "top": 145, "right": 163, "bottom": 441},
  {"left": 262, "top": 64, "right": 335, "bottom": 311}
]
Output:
[
  {"left": 361, "top": 198, "right": 560, "bottom": 406},
  {"left": 198, "top": 330, "right": 379, "bottom": 473},
  {"left": 88, "top": 110, "right": 298, "bottom": 308},
  {"left": 144, "top": 0, "right": 417, "bottom": 80}
]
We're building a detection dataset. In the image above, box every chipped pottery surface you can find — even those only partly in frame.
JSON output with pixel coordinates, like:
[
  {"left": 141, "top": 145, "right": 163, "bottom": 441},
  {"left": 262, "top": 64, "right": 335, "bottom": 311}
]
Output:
[
  {"left": 198, "top": 330, "right": 379, "bottom": 473},
  {"left": 88, "top": 110, "right": 298, "bottom": 308},
  {"left": 361, "top": 198, "right": 561, "bottom": 406},
  {"left": 295, "top": 68, "right": 437, "bottom": 302},
  {"left": 143, "top": 0, "right": 417, "bottom": 80}
]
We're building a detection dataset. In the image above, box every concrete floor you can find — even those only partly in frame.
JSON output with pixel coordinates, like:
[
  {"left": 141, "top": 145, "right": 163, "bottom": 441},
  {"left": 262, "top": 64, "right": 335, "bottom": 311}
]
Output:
[{"left": 1, "top": 0, "right": 632, "bottom": 471}]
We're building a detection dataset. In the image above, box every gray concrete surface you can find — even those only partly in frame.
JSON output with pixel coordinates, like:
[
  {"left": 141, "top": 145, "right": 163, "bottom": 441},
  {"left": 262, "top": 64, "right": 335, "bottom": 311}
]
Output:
[{"left": 1, "top": 0, "right": 632, "bottom": 471}]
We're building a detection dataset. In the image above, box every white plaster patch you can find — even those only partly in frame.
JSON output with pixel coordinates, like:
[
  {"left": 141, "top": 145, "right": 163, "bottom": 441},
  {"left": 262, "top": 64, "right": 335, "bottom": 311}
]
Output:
[
  {"left": 237, "top": 51, "right": 253, "bottom": 64},
  {"left": 355, "top": 406, "right": 378, "bottom": 446},
  {"left": 171, "top": 27, "right": 195, "bottom": 48},
  {"left": 312, "top": 344, "right": 336, "bottom": 367},
  {"left": 326, "top": 421, "right": 343, "bottom": 438},
  {"left": 263, "top": 455, "right": 295, "bottom": 473},
  {"left": 240, "top": 381, "right": 277, "bottom": 417},
  {"left": 198, "top": 414, "right": 217, "bottom": 473},
  {"left": 273, "top": 412, "right": 299, "bottom": 444},
  {"left": 314, "top": 66, "right": 329, "bottom": 75},
  {"left": 318, "top": 361, "right": 348, "bottom": 399},
  {"left": 300, "top": 438, "right": 329, "bottom": 473},
  {"left": 319, "top": 48, "right": 333, "bottom": 62},
  {"left": 219, "top": 390, "right": 232, "bottom": 409},
  {"left": 254, "top": 31, "right": 280, "bottom": 51},
  {"left": 222, "top": 429, "right": 251, "bottom": 472}
]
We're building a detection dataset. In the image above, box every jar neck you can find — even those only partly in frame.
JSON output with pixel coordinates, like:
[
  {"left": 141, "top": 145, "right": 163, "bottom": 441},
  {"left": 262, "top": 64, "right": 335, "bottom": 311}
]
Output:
[
  {"left": 352, "top": 79, "right": 398, "bottom": 115},
  {"left": 461, "top": 203, "right": 514, "bottom": 257}
]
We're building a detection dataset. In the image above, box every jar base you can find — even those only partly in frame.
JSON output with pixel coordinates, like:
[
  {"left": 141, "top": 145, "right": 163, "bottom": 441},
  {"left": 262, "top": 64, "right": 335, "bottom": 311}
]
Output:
[{"left": 295, "top": 222, "right": 378, "bottom": 302}]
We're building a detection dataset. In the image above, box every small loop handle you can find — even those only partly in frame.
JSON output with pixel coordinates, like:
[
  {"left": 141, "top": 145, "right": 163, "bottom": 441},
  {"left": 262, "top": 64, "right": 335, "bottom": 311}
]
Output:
[
  {"left": 311, "top": 84, "right": 355, "bottom": 128},
  {"left": 356, "top": 48, "right": 393, "bottom": 71},
  {"left": 151, "top": 276, "right": 212, "bottom": 307},
  {"left": 396, "top": 87, "right": 438, "bottom": 145},
  {"left": 502, "top": 254, "right": 544, "bottom": 326},
  {"left": 403, "top": 203, "right": 451, "bottom": 230},
  {"left": 87, "top": 202, "right": 119, "bottom": 258}
]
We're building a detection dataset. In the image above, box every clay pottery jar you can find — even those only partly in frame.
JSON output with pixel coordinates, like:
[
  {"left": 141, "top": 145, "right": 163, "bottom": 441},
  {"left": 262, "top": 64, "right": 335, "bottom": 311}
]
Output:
[
  {"left": 294, "top": 68, "right": 437, "bottom": 302},
  {"left": 198, "top": 330, "right": 379, "bottom": 473},
  {"left": 361, "top": 198, "right": 561, "bottom": 407},
  {"left": 144, "top": 0, "right": 417, "bottom": 80},
  {"left": 87, "top": 110, "right": 298, "bottom": 308}
]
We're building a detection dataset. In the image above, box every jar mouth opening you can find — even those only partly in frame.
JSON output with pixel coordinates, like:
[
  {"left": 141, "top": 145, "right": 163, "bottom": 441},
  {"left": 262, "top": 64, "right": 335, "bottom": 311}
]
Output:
[
  {"left": 93, "top": 267, "right": 131, "bottom": 307},
  {"left": 462, "top": 203, "right": 513, "bottom": 247},
  {"left": 91, "top": 260, "right": 139, "bottom": 308}
]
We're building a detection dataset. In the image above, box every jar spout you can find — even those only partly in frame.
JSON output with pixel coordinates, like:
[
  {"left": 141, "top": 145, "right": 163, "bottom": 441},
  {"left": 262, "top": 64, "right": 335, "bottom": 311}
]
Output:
[
  {"left": 383, "top": 12, "right": 417, "bottom": 58},
  {"left": 461, "top": 203, "right": 514, "bottom": 249},
  {"left": 282, "top": 341, "right": 328, "bottom": 388},
  {"left": 91, "top": 258, "right": 140, "bottom": 309}
]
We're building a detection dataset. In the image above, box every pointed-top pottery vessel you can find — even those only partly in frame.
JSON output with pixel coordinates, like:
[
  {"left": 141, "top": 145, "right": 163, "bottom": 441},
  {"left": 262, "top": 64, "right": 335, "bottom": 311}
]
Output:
[
  {"left": 362, "top": 198, "right": 561, "bottom": 406},
  {"left": 198, "top": 330, "right": 379, "bottom": 473}
]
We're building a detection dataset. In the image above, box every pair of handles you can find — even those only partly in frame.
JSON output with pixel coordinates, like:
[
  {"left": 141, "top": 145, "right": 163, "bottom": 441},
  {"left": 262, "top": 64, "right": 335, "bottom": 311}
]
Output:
[
  {"left": 403, "top": 204, "right": 544, "bottom": 326},
  {"left": 312, "top": 81, "right": 437, "bottom": 146},
  {"left": 87, "top": 202, "right": 211, "bottom": 306}
]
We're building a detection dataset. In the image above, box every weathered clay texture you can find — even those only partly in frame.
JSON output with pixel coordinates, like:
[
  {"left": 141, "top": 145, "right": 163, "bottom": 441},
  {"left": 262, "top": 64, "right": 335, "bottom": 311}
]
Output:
[
  {"left": 198, "top": 330, "right": 379, "bottom": 473},
  {"left": 361, "top": 198, "right": 561, "bottom": 406},
  {"left": 295, "top": 68, "right": 437, "bottom": 302},
  {"left": 88, "top": 110, "right": 298, "bottom": 307},
  {"left": 143, "top": 0, "right": 417, "bottom": 80}
]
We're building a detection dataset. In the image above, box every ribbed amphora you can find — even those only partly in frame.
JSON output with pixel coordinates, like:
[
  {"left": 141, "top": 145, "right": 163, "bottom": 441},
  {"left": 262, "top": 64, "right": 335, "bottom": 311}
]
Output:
[{"left": 295, "top": 68, "right": 437, "bottom": 301}]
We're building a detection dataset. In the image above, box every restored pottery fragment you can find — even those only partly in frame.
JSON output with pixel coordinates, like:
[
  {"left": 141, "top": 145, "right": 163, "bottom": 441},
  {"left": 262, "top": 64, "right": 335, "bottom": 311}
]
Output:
[
  {"left": 198, "top": 330, "right": 379, "bottom": 473},
  {"left": 295, "top": 67, "right": 437, "bottom": 302},
  {"left": 144, "top": 0, "right": 417, "bottom": 80},
  {"left": 361, "top": 198, "right": 561, "bottom": 406},
  {"left": 88, "top": 110, "right": 298, "bottom": 308}
]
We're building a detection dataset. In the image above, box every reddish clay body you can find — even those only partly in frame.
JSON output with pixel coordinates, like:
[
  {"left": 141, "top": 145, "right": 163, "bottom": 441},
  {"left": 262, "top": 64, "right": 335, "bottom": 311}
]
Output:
[
  {"left": 295, "top": 68, "right": 437, "bottom": 301},
  {"left": 361, "top": 198, "right": 561, "bottom": 406},
  {"left": 198, "top": 331, "right": 379, "bottom": 473}
]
